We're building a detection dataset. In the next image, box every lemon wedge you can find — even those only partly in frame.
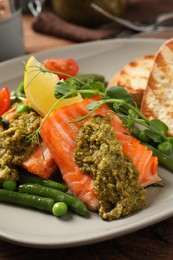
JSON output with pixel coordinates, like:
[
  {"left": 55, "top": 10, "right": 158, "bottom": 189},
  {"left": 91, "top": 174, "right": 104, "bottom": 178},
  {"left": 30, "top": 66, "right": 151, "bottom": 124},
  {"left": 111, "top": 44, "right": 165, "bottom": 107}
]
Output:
[{"left": 24, "top": 56, "right": 82, "bottom": 116}]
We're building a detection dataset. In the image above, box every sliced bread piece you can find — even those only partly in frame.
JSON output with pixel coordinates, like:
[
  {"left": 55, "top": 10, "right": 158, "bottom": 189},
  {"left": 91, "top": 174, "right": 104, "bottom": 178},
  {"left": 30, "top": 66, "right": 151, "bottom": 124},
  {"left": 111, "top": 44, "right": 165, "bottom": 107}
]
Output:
[
  {"left": 107, "top": 54, "right": 155, "bottom": 106},
  {"left": 141, "top": 38, "right": 173, "bottom": 136}
]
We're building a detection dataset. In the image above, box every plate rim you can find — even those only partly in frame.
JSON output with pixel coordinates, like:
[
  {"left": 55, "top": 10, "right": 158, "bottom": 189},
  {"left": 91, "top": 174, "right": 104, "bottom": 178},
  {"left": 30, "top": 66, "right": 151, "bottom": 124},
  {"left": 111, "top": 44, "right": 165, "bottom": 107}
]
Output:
[{"left": 0, "top": 38, "right": 172, "bottom": 249}]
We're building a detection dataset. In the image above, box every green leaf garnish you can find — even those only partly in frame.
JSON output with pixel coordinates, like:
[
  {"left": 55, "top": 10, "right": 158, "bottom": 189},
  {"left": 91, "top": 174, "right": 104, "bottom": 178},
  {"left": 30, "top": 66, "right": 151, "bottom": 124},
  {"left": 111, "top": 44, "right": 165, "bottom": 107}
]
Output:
[
  {"left": 106, "top": 86, "right": 135, "bottom": 105},
  {"left": 24, "top": 64, "right": 173, "bottom": 167},
  {"left": 149, "top": 119, "right": 169, "bottom": 135}
]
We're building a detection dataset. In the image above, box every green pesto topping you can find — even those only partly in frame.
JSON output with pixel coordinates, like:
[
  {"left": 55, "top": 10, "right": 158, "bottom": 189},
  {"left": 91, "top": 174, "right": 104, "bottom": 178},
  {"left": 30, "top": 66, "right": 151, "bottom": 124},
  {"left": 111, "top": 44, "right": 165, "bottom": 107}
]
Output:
[
  {"left": 74, "top": 115, "right": 146, "bottom": 220},
  {"left": 0, "top": 111, "right": 41, "bottom": 182}
]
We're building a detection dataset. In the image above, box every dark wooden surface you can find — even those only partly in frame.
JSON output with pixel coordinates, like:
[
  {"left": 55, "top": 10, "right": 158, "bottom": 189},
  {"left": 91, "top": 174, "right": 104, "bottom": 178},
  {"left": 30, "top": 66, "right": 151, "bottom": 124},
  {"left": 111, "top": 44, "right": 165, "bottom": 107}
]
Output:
[{"left": 1, "top": 3, "right": 173, "bottom": 258}]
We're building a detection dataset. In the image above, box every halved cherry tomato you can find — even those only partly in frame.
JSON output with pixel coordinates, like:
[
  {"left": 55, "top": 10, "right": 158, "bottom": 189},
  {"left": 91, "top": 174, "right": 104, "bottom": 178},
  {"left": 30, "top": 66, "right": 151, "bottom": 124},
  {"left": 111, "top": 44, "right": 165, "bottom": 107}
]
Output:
[
  {"left": 44, "top": 58, "right": 79, "bottom": 80},
  {"left": 0, "top": 87, "right": 11, "bottom": 115}
]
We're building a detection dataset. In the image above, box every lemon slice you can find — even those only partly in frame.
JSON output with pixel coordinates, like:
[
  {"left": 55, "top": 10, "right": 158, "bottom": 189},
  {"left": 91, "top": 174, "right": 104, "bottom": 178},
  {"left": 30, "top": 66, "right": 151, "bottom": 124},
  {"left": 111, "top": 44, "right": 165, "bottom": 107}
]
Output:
[{"left": 24, "top": 56, "right": 82, "bottom": 116}]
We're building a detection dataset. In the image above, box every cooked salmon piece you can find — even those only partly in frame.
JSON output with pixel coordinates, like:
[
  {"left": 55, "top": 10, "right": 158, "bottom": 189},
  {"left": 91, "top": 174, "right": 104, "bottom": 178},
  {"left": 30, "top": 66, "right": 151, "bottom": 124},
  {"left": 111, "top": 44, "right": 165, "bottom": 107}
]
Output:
[
  {"left": 21, "top": 141, "right": 58, "bottom": 179},
  {"left": 40, "top": 96, "right": 160, "bottom": 210},
  {"left": 3, "top": 106, "right": 57, "bottom": 179},
  {"left": 115, "top": 132, "right": 159, "bottom": 187}
]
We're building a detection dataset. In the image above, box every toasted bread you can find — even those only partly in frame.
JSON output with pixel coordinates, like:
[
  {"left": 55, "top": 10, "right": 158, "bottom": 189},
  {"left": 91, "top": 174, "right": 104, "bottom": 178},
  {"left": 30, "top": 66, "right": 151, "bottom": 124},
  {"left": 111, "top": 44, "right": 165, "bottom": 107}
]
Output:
[
  {"left": 107, "top": 54, "right": 155, "bottom": 106},
  {"left": 141, "top": 38, "right": 173, "bottom": 136}
]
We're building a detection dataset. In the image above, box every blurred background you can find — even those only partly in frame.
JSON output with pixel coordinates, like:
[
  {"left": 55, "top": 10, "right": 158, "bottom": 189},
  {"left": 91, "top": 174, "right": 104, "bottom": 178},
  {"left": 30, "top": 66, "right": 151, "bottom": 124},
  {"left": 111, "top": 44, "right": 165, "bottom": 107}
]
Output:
[{"left": 0, "top": 0, "right": 173, "bottom": 61}]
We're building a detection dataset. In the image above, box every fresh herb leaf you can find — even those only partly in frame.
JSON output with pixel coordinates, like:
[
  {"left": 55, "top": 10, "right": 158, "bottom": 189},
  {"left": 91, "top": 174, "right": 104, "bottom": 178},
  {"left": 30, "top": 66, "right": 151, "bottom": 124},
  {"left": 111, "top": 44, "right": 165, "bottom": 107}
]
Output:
[
  {"left": 149, "top": 119, "right": 169, "bottom": 135},
  {"left": 121, "top": 117, "right": 135, "bottom": 130},
  {"left": 106, "top": 86, "right": 135, "bottom": 105},
  {"left": 55, "top": 77, "right": 106, "bottom": 99},
  {"left": 55, "top": 79, "right": 77, "bottom": 99},
  {"left": 26, "top": 65, "right": 173, "bottom": 165},
  {"left": 90, "top": 81, "right": 106, "bottom": 94}
]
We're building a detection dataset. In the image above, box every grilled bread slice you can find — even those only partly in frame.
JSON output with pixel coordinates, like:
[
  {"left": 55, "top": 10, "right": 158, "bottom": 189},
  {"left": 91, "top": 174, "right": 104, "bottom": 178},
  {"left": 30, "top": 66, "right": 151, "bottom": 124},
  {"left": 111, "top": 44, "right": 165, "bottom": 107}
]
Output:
[
  {"left": 107, "top": 54, "right": 155, "bottom": 106},
  {"left": 141, "top": 38, "right": 173, "bottom": 136}
]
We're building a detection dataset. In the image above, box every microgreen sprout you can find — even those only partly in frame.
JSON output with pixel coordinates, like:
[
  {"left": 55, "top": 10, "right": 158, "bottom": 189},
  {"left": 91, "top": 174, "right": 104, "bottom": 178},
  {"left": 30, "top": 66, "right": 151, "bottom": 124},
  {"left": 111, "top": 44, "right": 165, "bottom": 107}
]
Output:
[{"left": 25, "top": 64, "right": 173, "bottom": 171}]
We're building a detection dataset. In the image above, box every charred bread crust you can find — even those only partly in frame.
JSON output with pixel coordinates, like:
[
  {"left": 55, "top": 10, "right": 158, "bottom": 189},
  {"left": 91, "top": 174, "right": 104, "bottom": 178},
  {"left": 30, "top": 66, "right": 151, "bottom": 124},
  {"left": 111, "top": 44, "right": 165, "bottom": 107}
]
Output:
[
  {"left": 141, "top": 39, "right": 173, "bottom": 136},
  {"left": 107, "top": 54, "right": 155, "bottom": 106}
]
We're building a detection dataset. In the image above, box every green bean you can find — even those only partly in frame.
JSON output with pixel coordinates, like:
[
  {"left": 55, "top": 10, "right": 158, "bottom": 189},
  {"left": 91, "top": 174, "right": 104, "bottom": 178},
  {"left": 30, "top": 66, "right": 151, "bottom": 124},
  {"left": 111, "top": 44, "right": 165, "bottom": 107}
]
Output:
[
  {"left": 145, "top": 143, "right": 173, "bottom": 173},
  {"left": 2, "top": 180, "right": 17, "bottom": 191},
  {"left": 52, "top": 202, "right": 68, "bottom": 217},
  {"left": 0, "top": 189, "right": 54, "bottom": 213},
  {"left": 18, "top": 171, "right": 68, "bottom": 192},
  {"left": 19, "top": 183, "right": 87, "bottom": 216},
  {"left": 157, "top": 141, "right": 173, "bottom": 156},
  {"left": 167, "top": 137, "right": 173, "bottom": 146}
]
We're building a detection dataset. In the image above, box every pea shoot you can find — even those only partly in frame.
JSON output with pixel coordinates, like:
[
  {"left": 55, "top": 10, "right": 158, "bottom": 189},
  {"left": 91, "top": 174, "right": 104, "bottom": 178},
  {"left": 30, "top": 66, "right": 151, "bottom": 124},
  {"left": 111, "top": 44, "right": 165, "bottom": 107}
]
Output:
[
  {"left": 28, "top": 66, "right": 173, "bottom": 172},
  {"left": 54, "top": 77, "right": 173, "bottom": 171}
]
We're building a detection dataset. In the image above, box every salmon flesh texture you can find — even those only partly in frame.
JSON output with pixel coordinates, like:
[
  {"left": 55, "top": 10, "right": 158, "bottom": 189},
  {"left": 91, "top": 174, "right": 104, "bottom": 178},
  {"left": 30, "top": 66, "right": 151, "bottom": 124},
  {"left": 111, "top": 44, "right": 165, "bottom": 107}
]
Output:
[{"left": 40, "top": 97, "right": 160, "bottom": 210}]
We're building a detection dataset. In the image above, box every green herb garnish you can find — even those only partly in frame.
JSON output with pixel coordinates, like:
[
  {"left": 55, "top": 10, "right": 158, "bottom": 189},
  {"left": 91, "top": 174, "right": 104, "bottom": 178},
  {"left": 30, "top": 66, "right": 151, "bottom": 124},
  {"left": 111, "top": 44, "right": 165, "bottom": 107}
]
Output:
[{"left": 27, "top": 66, "right": 173, "bottom": 172}]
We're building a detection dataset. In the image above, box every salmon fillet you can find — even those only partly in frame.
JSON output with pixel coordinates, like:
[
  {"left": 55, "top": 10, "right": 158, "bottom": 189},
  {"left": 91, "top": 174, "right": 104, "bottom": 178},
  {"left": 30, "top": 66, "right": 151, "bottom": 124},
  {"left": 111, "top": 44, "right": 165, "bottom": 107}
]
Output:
[
  {"left": 40, "top": 97, "right": 159, "bottom": 210},
  {"left": 21, "top": 141, "right": 58, "bottom": 179},
  {"left": 4, "top": 107, "right": 57, "bottom": 179}
]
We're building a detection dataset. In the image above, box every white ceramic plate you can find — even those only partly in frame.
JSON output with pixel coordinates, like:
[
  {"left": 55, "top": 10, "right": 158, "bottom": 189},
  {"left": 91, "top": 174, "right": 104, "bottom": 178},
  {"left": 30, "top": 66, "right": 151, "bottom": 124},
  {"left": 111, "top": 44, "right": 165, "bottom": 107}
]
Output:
[{"left": 1, "top": 39, "right": 173, "bottom": 249}]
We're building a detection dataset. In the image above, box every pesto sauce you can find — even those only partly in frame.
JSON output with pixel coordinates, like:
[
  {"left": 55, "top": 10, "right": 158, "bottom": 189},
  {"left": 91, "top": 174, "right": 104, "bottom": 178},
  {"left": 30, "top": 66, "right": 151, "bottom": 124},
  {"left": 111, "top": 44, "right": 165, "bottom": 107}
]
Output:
[
  {"left": 0, "top": 111, "right": 41, "bottom": 182},
  {"left": 74, "top": 115, "right": 146, "bottom": 220}
]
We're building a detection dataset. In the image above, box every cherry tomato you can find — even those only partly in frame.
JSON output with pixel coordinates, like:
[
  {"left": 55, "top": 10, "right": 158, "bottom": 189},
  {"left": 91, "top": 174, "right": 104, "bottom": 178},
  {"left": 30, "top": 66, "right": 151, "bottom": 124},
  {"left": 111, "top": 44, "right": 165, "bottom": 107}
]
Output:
[
  {"left": 0, "top": 87, "right": 11, "bottom": 115},
  {"left": 44, "top": 58, "right": 79, "bottom": 80}
]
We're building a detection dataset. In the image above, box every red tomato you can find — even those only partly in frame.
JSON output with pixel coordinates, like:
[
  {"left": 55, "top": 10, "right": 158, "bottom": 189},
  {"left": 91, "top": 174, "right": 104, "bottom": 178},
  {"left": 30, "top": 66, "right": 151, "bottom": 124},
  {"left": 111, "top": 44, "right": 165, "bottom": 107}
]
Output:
[
  {"left": 44, "top": 58, "right": 79, "bottom": 80},
  {"left": 0, "top": 87, "right": 11, "bottom": 115}
]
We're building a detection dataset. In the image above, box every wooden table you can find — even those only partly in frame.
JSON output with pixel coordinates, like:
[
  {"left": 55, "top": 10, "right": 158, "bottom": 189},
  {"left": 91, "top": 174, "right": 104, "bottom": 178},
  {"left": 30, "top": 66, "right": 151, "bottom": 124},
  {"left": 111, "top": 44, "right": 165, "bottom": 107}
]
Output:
[
  {"left": 22, "top": 14, "right": 75, "bottom": 54},
  {"left": 0, "top": 14, "right": 173, "bottom": 259}
]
